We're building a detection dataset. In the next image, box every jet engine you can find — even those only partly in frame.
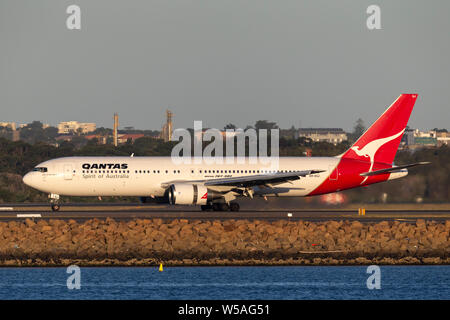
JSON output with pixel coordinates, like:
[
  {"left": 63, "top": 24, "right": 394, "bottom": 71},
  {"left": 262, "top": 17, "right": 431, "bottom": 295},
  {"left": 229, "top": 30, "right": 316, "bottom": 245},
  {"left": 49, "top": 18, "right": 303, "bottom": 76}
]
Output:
[{"left": 168, "top": 184, "right": 210, "bottom": 205}]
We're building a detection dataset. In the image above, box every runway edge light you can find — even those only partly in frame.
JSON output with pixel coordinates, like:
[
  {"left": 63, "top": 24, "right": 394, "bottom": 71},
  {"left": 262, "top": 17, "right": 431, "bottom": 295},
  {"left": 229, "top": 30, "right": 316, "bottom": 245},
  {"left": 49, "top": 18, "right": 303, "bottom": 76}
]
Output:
[{"left": 159, "top": 263, "right": 163, "bottom": 272}]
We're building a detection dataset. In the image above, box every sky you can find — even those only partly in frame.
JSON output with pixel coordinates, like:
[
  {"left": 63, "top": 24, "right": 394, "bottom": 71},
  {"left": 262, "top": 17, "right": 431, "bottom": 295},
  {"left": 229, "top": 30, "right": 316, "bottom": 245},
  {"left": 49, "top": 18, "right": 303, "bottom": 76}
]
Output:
[{"left": 1, "top": 0, "right": 449, "bottom": 132}]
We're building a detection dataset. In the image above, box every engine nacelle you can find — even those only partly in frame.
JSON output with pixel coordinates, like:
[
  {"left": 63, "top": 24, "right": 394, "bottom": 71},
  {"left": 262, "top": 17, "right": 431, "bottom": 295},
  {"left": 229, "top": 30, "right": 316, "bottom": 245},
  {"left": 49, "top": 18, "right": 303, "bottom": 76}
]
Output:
[{"left": 168, "top": 184, "right": 209, "bottom": 205}]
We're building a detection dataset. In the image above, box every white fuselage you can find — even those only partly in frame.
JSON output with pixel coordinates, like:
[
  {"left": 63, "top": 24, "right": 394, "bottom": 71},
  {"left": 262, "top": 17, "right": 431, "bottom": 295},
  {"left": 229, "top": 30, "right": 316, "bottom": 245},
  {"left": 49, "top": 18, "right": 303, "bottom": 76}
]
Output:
[{"left": 23, "top": 156, "right": 340, "bottom": 197}]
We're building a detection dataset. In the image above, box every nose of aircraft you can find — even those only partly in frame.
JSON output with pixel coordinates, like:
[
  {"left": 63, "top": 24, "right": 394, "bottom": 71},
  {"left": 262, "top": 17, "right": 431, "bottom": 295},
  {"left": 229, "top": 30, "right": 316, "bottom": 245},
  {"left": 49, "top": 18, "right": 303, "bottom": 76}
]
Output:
[{"left": 22, "top": 172, "right": 34, "bottom": 187}]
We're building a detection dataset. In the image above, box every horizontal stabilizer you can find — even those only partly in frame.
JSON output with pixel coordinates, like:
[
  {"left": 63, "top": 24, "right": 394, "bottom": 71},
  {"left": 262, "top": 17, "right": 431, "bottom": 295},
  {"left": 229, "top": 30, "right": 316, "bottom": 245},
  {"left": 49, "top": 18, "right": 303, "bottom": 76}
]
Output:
[{"left": 360, "top": 162, "right": 430, "bottom": 177}]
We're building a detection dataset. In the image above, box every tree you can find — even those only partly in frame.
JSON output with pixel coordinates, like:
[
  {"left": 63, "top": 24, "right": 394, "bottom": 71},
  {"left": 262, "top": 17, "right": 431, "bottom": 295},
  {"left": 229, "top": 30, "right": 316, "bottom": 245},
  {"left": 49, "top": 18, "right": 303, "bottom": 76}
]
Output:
[
  {"left": 350, "top": 118, "right": 365, "bottom": 142},
  {"left": 75, "top": 127, "right": 84, "bottom": 136},
  {"left": 254, "top": 120, "right": 279, "bottom": 130},
  {"left": 19, "top": 121, "right": 46, "bottom": 144},
  {"left": 224, "top": 123, "right": 237, "bottom": 130},
  {"left": 43, "top": 127, "right": 59, "bottom": 140}
]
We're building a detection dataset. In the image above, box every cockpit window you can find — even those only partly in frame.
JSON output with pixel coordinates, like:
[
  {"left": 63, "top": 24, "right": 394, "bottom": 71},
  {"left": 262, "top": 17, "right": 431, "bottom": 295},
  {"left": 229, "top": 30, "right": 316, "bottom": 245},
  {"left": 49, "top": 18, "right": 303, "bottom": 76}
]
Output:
[{"left": 32, "top": 167, "right": 48, "bottom": 173}]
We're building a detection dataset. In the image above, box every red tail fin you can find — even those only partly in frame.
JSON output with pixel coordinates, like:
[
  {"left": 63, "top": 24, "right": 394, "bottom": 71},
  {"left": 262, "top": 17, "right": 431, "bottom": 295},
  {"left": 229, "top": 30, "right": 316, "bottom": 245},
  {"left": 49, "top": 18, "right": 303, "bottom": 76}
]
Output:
[{"left": 342, "top": 94, "right": 418, "bottom": 165}]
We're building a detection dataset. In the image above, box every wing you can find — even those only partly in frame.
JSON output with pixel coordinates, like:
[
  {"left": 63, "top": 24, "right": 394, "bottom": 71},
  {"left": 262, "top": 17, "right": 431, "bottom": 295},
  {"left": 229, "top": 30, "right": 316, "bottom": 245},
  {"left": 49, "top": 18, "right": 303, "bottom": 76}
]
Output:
[
  {"left": 160, "top": 169, "right": 325, "bottom": 194},
  {"left": 203, "top": 170, "right": 325, "bottom": 188}
]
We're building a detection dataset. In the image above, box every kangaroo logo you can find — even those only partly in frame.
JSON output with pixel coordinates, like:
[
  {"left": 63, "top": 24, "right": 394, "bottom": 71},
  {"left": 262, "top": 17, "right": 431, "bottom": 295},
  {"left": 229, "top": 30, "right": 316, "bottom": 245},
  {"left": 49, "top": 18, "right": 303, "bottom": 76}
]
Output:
[{"left": 351, "top": 129, "right": 405, "bottom": 184}]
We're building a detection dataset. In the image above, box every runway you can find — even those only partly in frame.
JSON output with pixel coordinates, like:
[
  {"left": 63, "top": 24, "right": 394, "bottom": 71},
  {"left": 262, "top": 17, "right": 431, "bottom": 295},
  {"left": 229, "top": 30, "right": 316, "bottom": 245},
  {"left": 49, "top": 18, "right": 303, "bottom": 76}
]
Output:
[{"left": 0, "top": 203, "right": 449, "bottom": 222}]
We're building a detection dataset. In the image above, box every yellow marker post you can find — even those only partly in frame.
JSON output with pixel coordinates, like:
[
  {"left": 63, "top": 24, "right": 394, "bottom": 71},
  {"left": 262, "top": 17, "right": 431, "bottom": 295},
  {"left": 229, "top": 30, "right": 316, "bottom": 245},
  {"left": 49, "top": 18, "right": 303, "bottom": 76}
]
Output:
[
  {"left": 362, "top": 208, "right": 366, "bottom": 216},
  {"left": 159, "top": 263, "right": 163, "bottom": 272}
]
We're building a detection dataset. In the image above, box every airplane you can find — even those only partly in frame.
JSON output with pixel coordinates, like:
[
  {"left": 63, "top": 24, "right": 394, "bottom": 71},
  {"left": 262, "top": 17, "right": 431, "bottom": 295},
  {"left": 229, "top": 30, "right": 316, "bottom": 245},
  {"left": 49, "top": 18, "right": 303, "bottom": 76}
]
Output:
[{"left": 23, "top": 94, "right": 429, "bottom": 212}]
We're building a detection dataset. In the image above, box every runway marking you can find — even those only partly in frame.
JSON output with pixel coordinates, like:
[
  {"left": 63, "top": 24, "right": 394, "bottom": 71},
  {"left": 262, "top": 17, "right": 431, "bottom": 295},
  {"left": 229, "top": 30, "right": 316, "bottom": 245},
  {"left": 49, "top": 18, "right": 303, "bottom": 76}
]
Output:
[
  {"left": 16, "top": 214, "right": 42, "bottom": 218},
  {"left": 0, "top": 207, "right": 13, "bottom": 211}
]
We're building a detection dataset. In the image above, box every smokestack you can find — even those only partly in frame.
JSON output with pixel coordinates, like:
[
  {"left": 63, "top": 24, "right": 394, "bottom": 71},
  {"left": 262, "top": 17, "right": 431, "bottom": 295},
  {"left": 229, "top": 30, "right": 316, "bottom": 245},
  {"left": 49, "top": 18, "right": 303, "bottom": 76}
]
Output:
[
  {"left": 160, "top": 109, "right": 174, "bottom": 142},
  {"left": 113, "top": 113, "right": 118, "bottom": 147},
  {"left": 166, "top": 110, "right": 173, "bottom": 142}
]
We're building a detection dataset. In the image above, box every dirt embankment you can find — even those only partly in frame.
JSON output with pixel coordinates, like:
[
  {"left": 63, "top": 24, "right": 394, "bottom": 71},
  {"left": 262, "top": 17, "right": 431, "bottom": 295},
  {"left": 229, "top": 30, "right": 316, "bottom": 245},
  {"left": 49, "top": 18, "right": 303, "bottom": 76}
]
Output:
[{"left": 0, "top": 218, "right": 449, "bottom": 266}]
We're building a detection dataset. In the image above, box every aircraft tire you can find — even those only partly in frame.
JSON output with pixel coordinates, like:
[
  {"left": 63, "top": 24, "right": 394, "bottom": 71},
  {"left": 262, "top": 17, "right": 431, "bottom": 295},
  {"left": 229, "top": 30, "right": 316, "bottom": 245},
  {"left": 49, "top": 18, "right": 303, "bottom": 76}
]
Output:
[{"left": 230, "top": 202, "right": 240, "bottom": 212}]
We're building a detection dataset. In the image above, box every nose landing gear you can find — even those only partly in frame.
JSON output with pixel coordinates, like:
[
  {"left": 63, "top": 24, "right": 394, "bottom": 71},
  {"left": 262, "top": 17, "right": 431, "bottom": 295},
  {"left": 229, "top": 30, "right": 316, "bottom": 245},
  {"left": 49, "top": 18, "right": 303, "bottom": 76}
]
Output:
[{"left": 49, "top": 194, "right": 61, "bottom": 212}]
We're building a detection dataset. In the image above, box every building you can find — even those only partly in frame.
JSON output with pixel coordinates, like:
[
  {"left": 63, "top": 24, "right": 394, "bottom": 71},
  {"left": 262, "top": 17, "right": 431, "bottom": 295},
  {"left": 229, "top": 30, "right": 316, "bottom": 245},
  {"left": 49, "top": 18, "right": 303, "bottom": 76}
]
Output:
[
  {"left": 194, "top": 129, "right": 240, "bottom": 142},
  {"left": 436, "top": 131, "right": 450, "bottom": 146},
  {"left": 85, "top": 134, "right": 107, "bottom": 144},
  {"left": 296, "top": 128, "right": 347, "bottom": 145},
  {"left": 414, "top": 129, "right": 436, "bottom": 139},
  {"left": 0, "top": 122, "right": 16, "bottom": 131},
  {"left": 16, "top": 122, "right": 50, "bottom": 129},
  {"left": 401, "top": 129, "right": 439, "bottom": 148},
  {"left": 117, "top": 133, "right": 145, "bottom": 144},
  {"left": 413, "top": 136, "right": 437, "bottom": 147},
  {"left": 58, "top": 121, "right": 96, "bottom": 134},
  {"left": 401, "top": 128, "right": 415, "bottom": 146}
]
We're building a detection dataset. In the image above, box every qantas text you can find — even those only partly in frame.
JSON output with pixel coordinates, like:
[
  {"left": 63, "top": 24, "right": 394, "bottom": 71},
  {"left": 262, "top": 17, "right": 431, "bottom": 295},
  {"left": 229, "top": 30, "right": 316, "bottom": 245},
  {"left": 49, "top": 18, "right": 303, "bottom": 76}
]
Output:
[{"left": 82, "top": 163, "right": 128, "bottom": 170}]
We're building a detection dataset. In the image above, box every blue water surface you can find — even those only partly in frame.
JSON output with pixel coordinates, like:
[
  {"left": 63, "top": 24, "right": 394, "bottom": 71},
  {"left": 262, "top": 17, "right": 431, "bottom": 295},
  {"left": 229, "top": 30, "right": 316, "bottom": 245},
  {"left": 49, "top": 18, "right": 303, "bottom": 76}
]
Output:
[{"left": 0, "top": 265, "right": 448, "bottom": 300}]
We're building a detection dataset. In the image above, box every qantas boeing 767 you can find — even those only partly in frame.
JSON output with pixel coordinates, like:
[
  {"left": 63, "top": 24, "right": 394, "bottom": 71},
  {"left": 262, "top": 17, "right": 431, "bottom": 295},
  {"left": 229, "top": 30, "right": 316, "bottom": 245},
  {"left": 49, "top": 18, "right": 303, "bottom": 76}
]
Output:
[{"left": 23, "top": 94, "right": 429, "bottom": 211}]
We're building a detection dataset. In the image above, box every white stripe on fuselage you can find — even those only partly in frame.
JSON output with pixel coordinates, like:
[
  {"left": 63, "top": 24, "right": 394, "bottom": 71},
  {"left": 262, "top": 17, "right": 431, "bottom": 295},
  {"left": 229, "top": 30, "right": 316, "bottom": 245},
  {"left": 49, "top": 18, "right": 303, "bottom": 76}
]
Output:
[{"left": 24, "top": 157, "right": 339, "bottom": 197}]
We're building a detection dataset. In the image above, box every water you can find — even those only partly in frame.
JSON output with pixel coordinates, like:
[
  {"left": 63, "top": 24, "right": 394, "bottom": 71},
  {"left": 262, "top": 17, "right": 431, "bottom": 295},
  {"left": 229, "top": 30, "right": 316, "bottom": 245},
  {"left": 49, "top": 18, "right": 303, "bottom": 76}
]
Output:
[{"left": 0, "top": 266, "right": 448, "bottom": 300}]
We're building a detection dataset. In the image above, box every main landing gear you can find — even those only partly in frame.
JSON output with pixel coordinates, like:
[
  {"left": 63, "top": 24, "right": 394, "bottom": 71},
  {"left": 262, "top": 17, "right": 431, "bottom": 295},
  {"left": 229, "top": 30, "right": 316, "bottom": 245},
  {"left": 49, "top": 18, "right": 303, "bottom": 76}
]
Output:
[
  {"left": 201, "top": 202, "right": 240, "bottom": 212},
  {"left": 49, "top": 193, "right": 61, "bottom": 212}
]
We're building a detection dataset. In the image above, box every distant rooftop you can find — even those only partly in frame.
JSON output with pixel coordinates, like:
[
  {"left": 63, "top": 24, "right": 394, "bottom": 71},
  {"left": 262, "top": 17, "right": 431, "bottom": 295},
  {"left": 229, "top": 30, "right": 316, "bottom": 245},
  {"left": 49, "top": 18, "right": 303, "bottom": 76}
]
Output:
[{"left": 298, "top": 128, "right": 345, "bottom": 134}]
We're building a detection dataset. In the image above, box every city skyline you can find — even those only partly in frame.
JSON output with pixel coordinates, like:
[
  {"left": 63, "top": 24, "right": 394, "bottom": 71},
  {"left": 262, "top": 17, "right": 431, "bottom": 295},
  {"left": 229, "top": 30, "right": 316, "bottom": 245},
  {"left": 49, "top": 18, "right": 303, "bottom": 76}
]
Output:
[
  {"left": 1, "top": 117, "right": 448, "bottom": 133},
  {"left": 1, "top": 1, "right": 450, "bottom": 131}
]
